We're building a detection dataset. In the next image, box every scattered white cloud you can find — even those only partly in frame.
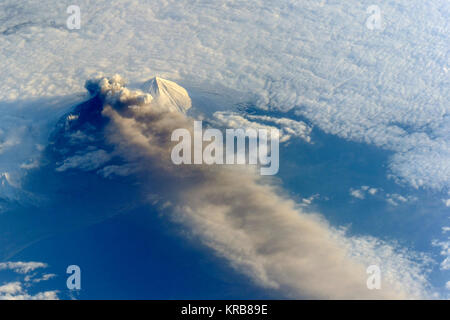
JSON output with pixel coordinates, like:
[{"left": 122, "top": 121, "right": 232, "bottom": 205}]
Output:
[
  {"left": 386, "top": 193, "right": 418, "bottom": 207},
  {"left": 213, "top": 111, "right": 311, "bottom": 143},
  {"left": 432, "top": 234, "right": 450, "bottom": 271},
  {"left": 431, "top": 224, "right": 450, "bottom": 290},
  {"left": 350, "top": 188, "right": 365, "bottom": 200},
  {"left": 301, "top": 194, "right": 320, "bottom": 206},
  {"left": 0, "top": 261, "right": 58, "bottom": 300},
  {"left": 0, "top": 282, "right": 22, "bottom": 295},
  {"left": 0, "top": 281, "right": 58, "bottom": 300},
  {"left": 348, "top": 186, "right": 419, "bottom": 207},
  {"left": 246, "top": 114, "right": 312, "bottom": 143},
  {"left": 25, "top": 273, "right": 57, "bottom": 283},
  {"left": 0, "top": 261, "right": 47, "bottom": 274},
  {"left": 349, "top": 186, "right": 380, "bottom": 200},
  {"left": 443, "top": 199, "right": 450, "bottom": 207}
]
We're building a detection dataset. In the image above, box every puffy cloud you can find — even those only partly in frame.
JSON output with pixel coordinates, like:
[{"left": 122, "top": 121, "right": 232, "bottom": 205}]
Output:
[
  {"left": 246, "top": 115, "right": 311, "bottom": 143},
  {"left": 349, "top": 186, "right": 379, "bottom": 200},
  {"left": 0, "top": 261, "right": 58, "bottom": 300},
  {"left": 348, "top": 186, "right": 419, "bottom": 206},
  {"left": 0, "top": 261, "right": 47, "bottom": 274},
  {"left": 386, "top": 193, "right": 418, "bottom": 207},
  {"left": 0, "top": 282, "right": 22, "bottom": 295},
  {"left": 432, "top": 224, "right": 450, "bottom": 274},
  {"left": 213, "top": 112, "right": 311, "bottom": 143},
  {"left": 350, "top": 189, "right": 365, "bottom": 200},
  {"left": 431, "top": 225, "right": 450, "bottom": 293},
  {"left": 93, "top": 76, "right": 432, "bottom": 299},
  {"left": 301, "top": 194, "right": 320, "bottom": 206},
  {"left": 0, "top": 282, "right": 58, "bottom": 300}
]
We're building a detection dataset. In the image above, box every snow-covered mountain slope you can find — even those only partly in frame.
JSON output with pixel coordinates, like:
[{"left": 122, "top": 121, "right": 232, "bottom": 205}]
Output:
[{"left": 143, "top": 77, "right": 191, "bottom": 113}]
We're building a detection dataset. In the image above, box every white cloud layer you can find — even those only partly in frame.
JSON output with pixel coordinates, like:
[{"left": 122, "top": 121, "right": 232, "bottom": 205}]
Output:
[{"left": 0, "top": 0, "right": 448, "bottom": 191}]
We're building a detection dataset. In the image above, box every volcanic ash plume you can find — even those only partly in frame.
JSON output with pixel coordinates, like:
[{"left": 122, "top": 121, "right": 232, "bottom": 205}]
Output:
[{"left": 86, "top": 75, "right": 431, "bottom": 299}]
